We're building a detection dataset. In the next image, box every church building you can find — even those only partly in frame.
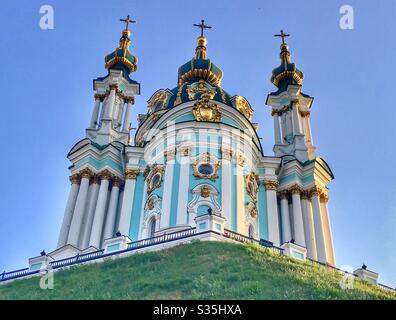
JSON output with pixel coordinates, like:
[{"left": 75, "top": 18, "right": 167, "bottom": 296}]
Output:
[{"left": 56, "top": 18, "right": 336, "bottom": 266}]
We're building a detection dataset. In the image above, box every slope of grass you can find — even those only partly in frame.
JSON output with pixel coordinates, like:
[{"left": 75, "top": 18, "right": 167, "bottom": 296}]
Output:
[{"left": 0, "top": 241, "right": 395, "bottom": 300}]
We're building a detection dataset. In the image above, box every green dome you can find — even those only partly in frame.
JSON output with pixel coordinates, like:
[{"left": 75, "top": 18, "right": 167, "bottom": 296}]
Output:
[
  {"left": 105, "top": 29, "right": 137, "bottom": 75},
  {"left": 271, "top": 43, "right": 304, "bottom": 91},
  {"left": 177, "top": 36, "right": 223, "bottom": 87}
]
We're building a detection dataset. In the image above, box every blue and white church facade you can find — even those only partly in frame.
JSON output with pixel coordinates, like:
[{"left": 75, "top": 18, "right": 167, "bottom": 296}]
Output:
[{"left": 56, "top": 22, "right": 336, "bottom": 266}]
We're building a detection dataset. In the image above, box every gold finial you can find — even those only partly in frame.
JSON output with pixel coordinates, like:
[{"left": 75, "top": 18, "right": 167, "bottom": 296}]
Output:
[
  {"left": 127, "top": 123, "right": 136, "bottom": 146},
  {"left": 193, "top": 19, "right": 211, "bottom": 59},
  {"left": 120, "top": 15, "right": 136, "bottom": 32}
]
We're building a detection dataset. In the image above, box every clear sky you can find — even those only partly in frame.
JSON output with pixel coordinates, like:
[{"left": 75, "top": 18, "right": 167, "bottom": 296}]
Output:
[{"left": 0, "top": 0, "right": 395, "bottom": 288}]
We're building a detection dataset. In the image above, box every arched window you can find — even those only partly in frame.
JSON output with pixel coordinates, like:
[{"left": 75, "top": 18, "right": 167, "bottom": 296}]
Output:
[
  {"left": 248, "top": 224, "right": 254, "bottom": 239},
  {"left": 149, "top": 218, "right": 156, "bottom": 238}
]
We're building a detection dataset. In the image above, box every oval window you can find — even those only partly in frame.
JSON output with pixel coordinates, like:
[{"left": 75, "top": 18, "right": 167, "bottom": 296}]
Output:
[
  {"left": 151, "top": 173, "right": 161, "bottom": 188},
  {"left": 198, "top": 164, "right": 214, "bottom": 175}
]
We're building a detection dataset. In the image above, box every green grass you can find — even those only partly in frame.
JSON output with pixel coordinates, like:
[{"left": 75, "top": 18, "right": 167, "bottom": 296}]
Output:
[{"left": 0, "top": 241, "right": 395, "bottom": 300}]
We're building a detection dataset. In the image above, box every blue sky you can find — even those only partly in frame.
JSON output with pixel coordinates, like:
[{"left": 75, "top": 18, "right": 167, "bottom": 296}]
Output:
[{"left": 0, "top": 0, "right": 395, "bottom": 288}]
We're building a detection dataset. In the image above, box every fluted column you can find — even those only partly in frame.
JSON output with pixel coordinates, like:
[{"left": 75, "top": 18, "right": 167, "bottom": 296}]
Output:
[
  {"left": 311, "top": 187, "right": 326, "bottom": 263},
  {"left": 160, "top": 149, "right": 176, "bottom": 229},
  {"left": 279, "top": 191, "right": 292, "bottom": 243},
  {"left": 103, "top": 177, "right": 122, "bottom": 239},
  {"left": 57, "top": 174, "right": 80, "bottom": 248},
  {"left": 272, "top": 110, "right": 282, "bottom": 144},
  {"left": 118, "top": 169, "right": 139, "bottom": 236},
  {"left": 122, "top": 98, "right": 133, "bottom": 131},
  {"left": 264, "top": 179, "right": 280, "bottom": 246},
  {"left": 104, "top": 85, "right": 117, "bottom": 120},
  {"left": 67, "top": 168, "right": 93, "bottom": 247},
  {"left": 176, "top": 147, "right": 191, "bottom": 225},
  {"left": 90, "top": 96, "right": 101, "bottom": 128},
  {"left": 291, "top": 101, "right": 302, "bottom": 135},
  {"left": 89, "top": 170, "right": 112, "bottom": 248},
  {"left": 80, "top": 175, "right": 100, "bottom": 249},
  {"left": 320, "top": 193, "right": 336, "bottom": 266},
  {"left": 301, "top": 191, "right": 317, "bottom": 260},
  {"left": 290, "top": 185, "right": 306, "bottom": 247}
]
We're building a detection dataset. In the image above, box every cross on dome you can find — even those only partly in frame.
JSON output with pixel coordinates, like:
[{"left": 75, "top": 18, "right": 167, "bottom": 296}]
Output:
[{"left": 193, "top": 19, "right": 212, "bottom": 37}]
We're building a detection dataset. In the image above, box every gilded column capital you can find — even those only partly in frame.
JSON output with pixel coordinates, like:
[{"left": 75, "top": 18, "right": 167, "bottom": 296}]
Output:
[
  {"left": 179, "top": 146, "right": 192, "bottom": 157},
  {"left": 125, "top": 96, "right": 135, "bottom": 104},
  {"left": 112, "top": 176, "right": 123, "bottom": 188},
  {"left": 309, "top": 186, "right": 323, "bottom": 197},
  {"left": 98, "top": 169, "right": 113, "bottom": 181},
  {"left": 221, "top": 147, "right": 234, "bottom": 161},
  {"left": 125, "top": 168, "right": 140, "bottom": 180},
  {"left": 109, "top": 84, "right": 118, "bottom": 91},
  {"left": 278, "top": 190, "right": 289, "bottom": 200},
  {"left": 94, "top": 93, "right": 106, "bottom": 101},
  {"left": 300, "top": 110, "right": 310, "bottom": 117},
  {"left": 237, "top": 154, "right": 245, "bottom": 167},
  {"left": 79, "top": 168, "right": 94, "bottom": 179},
  {"left": 289, "top": 184, "right": 302, "bottom": 195},
  {"left": 264, "top": 179, "right": 278, "bottom": 191},
  {"left": 69, "top": 174, "right": 81, "bottom": 185},
  {"left": 164, "top": 148, "right": 176, "bottom": 161},
  {"left": 320, "top": 192, "right": 329, "bottom": 203},
  {"left": 91, "top": 175, "right": 100, "bottom": 185},
  {"left": 271, "top": 109, "right": 280, "bottom": 117},
  {"left": 301, "top": 190, "right": 310, "bottom": 200}
]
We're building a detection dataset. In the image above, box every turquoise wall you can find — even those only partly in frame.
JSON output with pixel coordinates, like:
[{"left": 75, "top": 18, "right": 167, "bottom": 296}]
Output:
[{"left": 129, "top": 173, "right": 145, "bottom": 240}]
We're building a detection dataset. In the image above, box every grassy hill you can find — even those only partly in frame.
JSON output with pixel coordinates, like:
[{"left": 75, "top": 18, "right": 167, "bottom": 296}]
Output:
[{"left": 0, "top": 241, "right": 395, "bottom": 300}]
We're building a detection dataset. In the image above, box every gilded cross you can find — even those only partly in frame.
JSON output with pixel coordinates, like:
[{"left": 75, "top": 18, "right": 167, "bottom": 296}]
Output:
[
  {"left": 274, "top": 30, "right": 290, "bottom": 44},
  {"left": 120, "top": 15, "right": 136, "bottom": 31},
  {"left": 193, "top": 19, "right": 212, "bottom": 37}
]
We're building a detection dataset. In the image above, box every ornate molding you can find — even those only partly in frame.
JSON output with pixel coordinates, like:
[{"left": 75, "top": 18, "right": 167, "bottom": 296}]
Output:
[
  {"left": 300, "top": 110, "right": 311, "bottom": 117},
  {"left": 237, "top": 154, "right": 245, "bottom": 167},
  {"left": 278, "top": 190, "right": 289, "bottom": 200},
  {"left": 179, "top": 145, "right": 192, "bottom": 157},
  {"left": 125, "top": 169, "right": 140, "bottom": 180},
  {"left": 301, "top": 190, "right": 310, "bottom": 200},
  {"left": 164, "top": 148, "right": 176, "bottom": 162},
  {"left": 234, "top": 96, "right": 253, "bottom": 121},
  {"left": 192, "top": 153, "right": 221, "bottom": 181},
  {"left": 264, "top": 179, "right": 279, "bottom": 191},
  {"left": 146, "top": 165, "right": 165, "bottom": 194},
  {"left": 320, "top": 192, "right": 329, "bottom": 203},
  {"left": 112, "top": 176, "right": 123, "bottom": 188},
  {"left": 220, "top": 147, "right": 234, "bottom": 161}
]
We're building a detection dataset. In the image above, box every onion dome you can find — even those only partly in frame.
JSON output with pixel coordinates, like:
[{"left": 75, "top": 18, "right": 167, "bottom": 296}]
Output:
[
  {"left": 105, "top": 28, "right": 137, "bottom": 76},
  {"left": 177, "top": 36, "right": 223, "bottom": 87},
  {"left": 271, "top": 41, "right": 304, "bottom": 92}
]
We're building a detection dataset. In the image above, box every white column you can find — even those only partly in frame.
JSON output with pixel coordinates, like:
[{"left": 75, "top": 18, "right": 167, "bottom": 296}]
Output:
[
  {"left": 89, "top": 171, "right": 111, "bottom": 248},
  {"left": 90, "top": 96, "right": 101, "bottom": 128},
  {"left": 291, "top": 102, "right": 302, "bottom": 135},
  {"left": 98, "top": 96, "right": 107, "bottom": 126},
  {"left": 221, "top": 149, "right": 232, "bottom": 229},
  {"left": 311, "top": 188, "right": 326, "bottom": 264},
  {"left": 303, "top": 112, "right": 313, "bottom": 145},
  {"left": 290, "top": 186, "right": 306, "bottom": 247},
  {"left": 103, "top": 177, "right": 121, "bottom": 239},
  {"left": 116, "top": 101, "right": 125, "bottom": 127},
  {"left": 264, "top": 180, "right": 280, "bottom": 246},
  {"left": 176, "top": 148, "right": 190, "bottom": 225},
  {"left": 273, "top": 112, "right": 282, "bottom": 144},
  {"left": 236, "top": 160, "right": 245, "bottom": 234},
  {"left": 160, "top": 150, "right": 175, "bottom": 229},
  {"left": 301, "top": 192, "right": 317, "bottom": 260},
  {"left": 118, "top": 169, "right": 139, "bottom": 235},
  {"left": 280, "top": 113, "right": 287, "bottom": 142},
  {"left": 279, "top": 191, "right": 292, "bottom": 243},
  {"left": 67, "top": 169, "right": 92, "bottom": 247},
  {"left": 320, "top": 194, "right": 336, "bottom": 266},
  {"left": 123, "top": 98, "right": 133, "bottom": 131},
  {"left": 57, "top": 175, "right": 80, "bottom": 248},
  {"left": 80, "top": 176, "right": 100, "bottom": 249},
  {"left": 104, "top": 86, "right": 116, "bottom": 119}
]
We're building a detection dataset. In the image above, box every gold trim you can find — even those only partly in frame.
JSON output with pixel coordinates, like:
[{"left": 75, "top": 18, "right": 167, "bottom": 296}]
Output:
[
  {"left": 146, "top": 165, "right": 165, "bottom": 194},
  {"left": 192, "top": 153, "right": 221, "bottom": 181},
  {"left": 245, "top": 173, "right": 259, "bottom": 203},
  {"left": 99, "top": 169, "right": 113, "bottom": 180},
  {"left": 80, "top": 168, "right": 94, "bottom": 179},
  {"left": 125, "top": 169, "right": 139, "bottom": 180},
  {"left": 69, "top": 174, "right": 81, "bottom": 185},
  {"left": 264, "top": 179, "right": 278, "bottom": 191},
  {"left": 192, "top": 93, "right": 221, "bottom": 122}
]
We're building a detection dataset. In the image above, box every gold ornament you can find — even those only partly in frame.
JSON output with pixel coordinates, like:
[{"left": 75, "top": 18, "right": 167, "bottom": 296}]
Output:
[
  {"left": 192, "top": 93, "right": 221, "bottom": 122},
  {"left": 289, "top": 184, "right": 302, "bottom": 195},
  {"left": 80, "top": 168, "right": 94, "bottom": 179},
  {"left": 245, "top": 173, "right": 259, "bottom": 203},
  {"left": 192, "top": 153, "right": 221, "bottom": 181},
  {"left": 234, "top": 96, "right": 253, "bottom": 121},
  {"left": 200, "top": 185, "right": 211, "bottom": 198},
  {"left": 69, "top": 174, "right": 81, "bottom": 185},
  {"left": 99, "top": 169, "right": 113, "bottom": 181},
  {"left": 146, "top": 166, "right": 165, "bottom": 194}
]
